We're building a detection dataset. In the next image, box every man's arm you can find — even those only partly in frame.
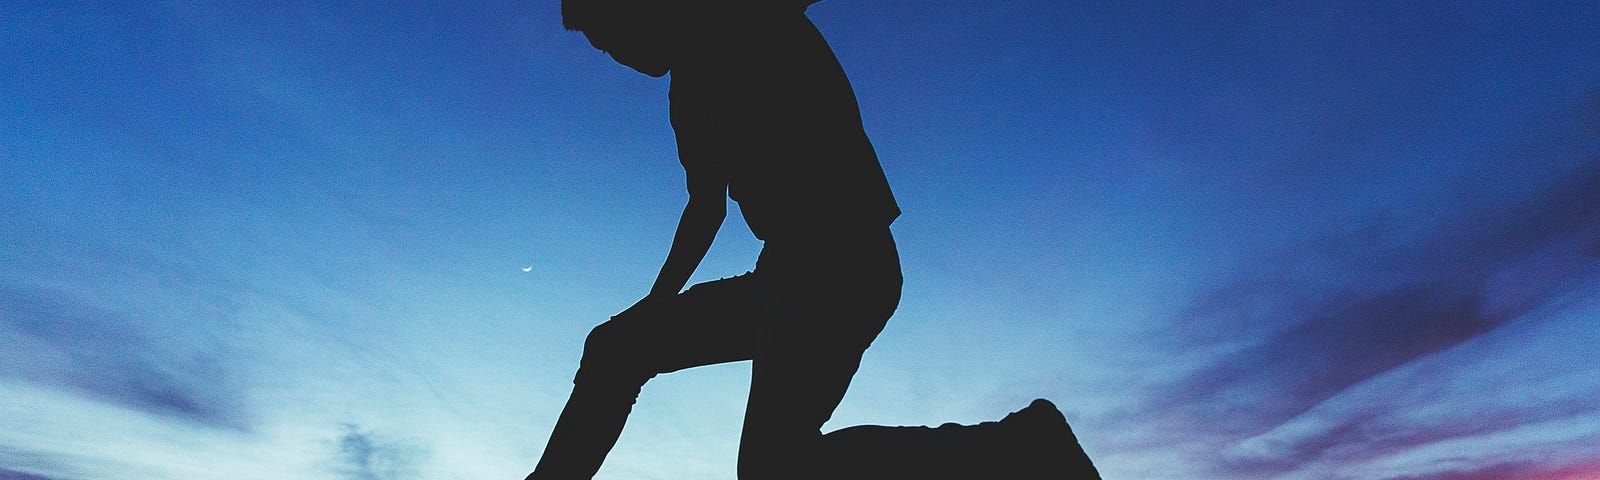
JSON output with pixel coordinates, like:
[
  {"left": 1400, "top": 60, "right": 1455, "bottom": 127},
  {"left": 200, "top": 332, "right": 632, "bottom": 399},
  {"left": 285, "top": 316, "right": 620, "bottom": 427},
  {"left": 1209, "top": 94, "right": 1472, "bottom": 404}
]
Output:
[{"left": 647, "top": 161, "right": 728, "bottom": 299}]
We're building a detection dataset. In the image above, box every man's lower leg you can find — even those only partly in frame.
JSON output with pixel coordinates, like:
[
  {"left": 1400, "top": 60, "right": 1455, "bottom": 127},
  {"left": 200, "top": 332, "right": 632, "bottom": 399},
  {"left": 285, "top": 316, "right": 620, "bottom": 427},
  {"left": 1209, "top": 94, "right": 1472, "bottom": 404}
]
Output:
[{"left": 526, "top": 385, "right": 639, "bottom": 480}]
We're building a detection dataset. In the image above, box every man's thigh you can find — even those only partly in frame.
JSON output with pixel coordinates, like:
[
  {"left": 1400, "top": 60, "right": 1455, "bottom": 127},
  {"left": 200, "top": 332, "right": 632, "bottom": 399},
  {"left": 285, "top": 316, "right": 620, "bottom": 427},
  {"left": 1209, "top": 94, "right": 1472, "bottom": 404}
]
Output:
[
  {"left": 580, "top": 273, "right": 767, "bottom": 381},
  {"left": 735, "top": 326, "right": 872, "bottom": 479},
  {"left": 732, "top": 262, "right": 900, "bottom": 477}
]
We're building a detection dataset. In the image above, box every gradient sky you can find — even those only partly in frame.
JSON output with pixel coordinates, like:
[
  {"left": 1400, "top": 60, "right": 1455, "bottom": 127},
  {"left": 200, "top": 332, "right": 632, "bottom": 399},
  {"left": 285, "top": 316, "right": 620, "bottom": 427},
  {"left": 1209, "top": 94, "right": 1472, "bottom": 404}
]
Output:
[{"left": 4, "top": 1, "right": 1600, "bottom": 479}]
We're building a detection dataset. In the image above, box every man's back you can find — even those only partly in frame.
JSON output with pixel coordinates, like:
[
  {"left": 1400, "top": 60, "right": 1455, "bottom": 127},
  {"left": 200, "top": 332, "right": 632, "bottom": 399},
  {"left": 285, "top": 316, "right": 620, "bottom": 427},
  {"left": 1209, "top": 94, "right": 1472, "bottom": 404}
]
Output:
[{"left": 668, "top": 10, "right": 899, "bottom": 242}]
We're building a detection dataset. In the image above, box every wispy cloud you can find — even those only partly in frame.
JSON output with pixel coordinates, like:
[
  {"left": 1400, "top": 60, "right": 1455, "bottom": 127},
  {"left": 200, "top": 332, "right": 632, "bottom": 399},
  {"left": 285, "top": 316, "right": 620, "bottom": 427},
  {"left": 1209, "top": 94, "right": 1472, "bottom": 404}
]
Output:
[
  {"left": 0, "top": 283, "right": 243, "bottom": 429},
  {"left": 1168, "top": 158, "right": 1594, "bottom": 420},
  {"left": 0, "top": 446, "right": 88, "bottom": 480},
  {"left": 1391, "top": 458, "right": 1600, "bottom": 480},
  {"left": 0, "top": 467, "right": 66, "bottom": 480},
  {"left": 1103, "top": 95, "right": 1600, "bottom": 477}
]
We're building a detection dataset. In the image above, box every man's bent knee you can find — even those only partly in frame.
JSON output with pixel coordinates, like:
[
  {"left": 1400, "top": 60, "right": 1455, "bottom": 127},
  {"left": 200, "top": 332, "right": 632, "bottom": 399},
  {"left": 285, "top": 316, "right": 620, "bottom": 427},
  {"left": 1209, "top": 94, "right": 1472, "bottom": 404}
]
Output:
[{"left": 573, "top": 319, "right": 656, "bottom": 388}]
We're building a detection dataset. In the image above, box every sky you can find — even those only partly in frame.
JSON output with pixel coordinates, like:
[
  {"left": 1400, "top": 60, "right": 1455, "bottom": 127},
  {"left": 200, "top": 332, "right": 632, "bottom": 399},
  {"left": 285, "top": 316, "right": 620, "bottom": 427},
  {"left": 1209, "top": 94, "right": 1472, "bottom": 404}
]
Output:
[{"left": 3, "top": 1, "right": 1600, "bottom": 479}]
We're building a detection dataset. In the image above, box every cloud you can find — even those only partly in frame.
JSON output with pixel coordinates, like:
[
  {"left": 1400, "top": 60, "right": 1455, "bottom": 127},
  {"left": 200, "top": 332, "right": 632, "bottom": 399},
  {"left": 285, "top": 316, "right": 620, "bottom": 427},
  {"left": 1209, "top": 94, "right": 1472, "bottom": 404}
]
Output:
[
  {"left": 0, "top": 468, "right": 67, "bottom": 480},
  {"left": 1099, "top": 93, "right": 1600, "bottom": 477},
  {"left": 0, "top": 284, "right": 243, "bottom": 429},
  {"left": 1391, "top": 458, "right": 1600, "bottom": 480},
  {"left": 0, "top": 446, "right": 81, "bottom": 480},
  {"left": 329, "top": 424, "right": 427, "bottom": 480},
  {"left": 1155, "top": 157, "right": 1600, "bottom": 432}
]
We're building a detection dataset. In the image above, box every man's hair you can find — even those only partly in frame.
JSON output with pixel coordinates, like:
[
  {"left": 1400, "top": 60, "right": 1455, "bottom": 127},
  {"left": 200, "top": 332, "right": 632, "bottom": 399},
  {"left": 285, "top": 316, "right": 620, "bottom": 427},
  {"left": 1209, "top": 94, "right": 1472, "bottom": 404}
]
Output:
[
  {"left": 560, "top": 0, "right": 823, "bottom": 33},
  {"left": 561, "top": 0, "right": 674, "bottom": 33}
]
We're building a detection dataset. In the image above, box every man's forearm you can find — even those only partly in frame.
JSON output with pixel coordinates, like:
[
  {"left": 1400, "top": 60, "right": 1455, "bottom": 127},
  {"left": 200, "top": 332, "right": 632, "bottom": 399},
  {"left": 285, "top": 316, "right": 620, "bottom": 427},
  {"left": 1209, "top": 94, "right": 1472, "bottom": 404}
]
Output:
[{"left": 650, "top": 200, "right": 724, "bottom": 297}]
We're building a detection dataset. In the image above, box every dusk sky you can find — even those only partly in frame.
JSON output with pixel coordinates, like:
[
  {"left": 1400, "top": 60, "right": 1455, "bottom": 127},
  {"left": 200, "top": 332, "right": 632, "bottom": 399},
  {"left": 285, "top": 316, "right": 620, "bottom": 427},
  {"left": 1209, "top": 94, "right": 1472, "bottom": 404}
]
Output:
[{"left": 4, "top": 1, "right": 1600, "bottom": 479}]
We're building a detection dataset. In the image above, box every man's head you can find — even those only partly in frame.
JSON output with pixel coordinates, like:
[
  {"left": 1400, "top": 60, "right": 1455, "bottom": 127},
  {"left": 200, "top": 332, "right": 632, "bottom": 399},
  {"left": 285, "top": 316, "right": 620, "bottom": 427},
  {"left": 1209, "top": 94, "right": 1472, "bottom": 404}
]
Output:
[{"left": 562, "top": 0, "right": 681, "bottom": 77}]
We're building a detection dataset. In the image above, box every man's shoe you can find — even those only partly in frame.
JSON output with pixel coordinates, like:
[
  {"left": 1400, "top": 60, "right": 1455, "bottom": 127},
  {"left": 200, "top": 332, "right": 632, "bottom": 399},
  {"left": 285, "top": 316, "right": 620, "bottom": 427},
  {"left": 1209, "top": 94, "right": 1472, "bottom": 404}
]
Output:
[{"left": 996, "top": 398, "right": 1102, "bottom": 479}]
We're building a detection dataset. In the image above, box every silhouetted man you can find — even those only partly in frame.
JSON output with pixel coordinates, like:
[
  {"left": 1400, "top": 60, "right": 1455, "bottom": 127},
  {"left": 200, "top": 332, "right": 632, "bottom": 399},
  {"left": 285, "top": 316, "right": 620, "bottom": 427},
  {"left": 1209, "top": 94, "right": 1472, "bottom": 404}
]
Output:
[
  {"left": 528, "top": 1, "right": 1099, "bottom": 479},
  {"left": 529, "top": 2, "right": 899, "bottom": 479}
]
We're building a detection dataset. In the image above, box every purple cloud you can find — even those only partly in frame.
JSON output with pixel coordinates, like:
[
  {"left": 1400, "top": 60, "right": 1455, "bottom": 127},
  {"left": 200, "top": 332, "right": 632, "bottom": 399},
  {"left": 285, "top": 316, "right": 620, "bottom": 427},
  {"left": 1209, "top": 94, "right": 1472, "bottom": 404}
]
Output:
[
  {"left": 1391, "top": 458, "right": 1600, "bottom": 480},
  {"left": 1097, "top": 95, "right": 1600, "bottom": 477},
  {"left": 1154, "top": 158, "right": 1599, "bottom": 434}
]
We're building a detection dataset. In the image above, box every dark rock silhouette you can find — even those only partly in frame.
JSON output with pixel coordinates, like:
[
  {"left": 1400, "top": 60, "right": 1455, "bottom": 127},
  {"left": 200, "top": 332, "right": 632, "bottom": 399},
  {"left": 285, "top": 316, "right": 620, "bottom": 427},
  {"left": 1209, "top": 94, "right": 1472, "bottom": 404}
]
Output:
[{"left": 526, "top": 1, "right": 1101, "bottom": 478}]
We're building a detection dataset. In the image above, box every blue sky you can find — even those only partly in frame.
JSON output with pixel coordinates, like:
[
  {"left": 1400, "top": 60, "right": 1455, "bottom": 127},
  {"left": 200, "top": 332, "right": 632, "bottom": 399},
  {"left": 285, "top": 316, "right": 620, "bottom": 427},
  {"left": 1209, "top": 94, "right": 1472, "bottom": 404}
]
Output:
[{"left": 3, "top": 1, "right": 1599, "bottom": 479}]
